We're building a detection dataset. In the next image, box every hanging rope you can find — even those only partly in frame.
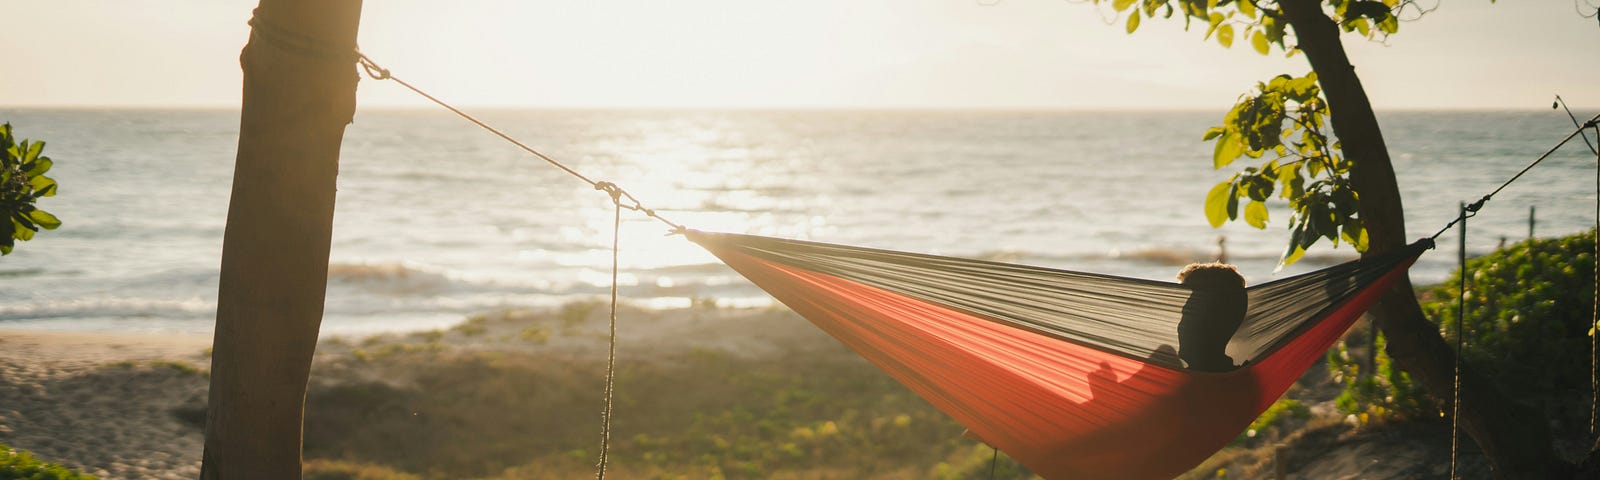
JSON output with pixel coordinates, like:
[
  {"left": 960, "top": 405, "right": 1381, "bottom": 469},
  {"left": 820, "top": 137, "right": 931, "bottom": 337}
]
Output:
[
  {"left": 1592, "top": 118, "right": 1599, "bottom": 435},
  {"left": 1449, "top": 202, "right": 1466, "bottom": 480},
  {"left": 596, "top": 183, "right": 623, "bottom": 480},
  {"left": 350, "top": 52, "right": 692, "bottom": 480}
]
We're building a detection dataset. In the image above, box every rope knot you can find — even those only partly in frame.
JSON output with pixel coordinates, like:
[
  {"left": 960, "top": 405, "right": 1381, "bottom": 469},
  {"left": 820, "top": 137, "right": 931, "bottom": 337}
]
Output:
[
  {"left": 594, "top": 181, "right": 623, "bottom": 200},
  {"left": 355, "top": 51, "right": 392, "bottom": 80}
]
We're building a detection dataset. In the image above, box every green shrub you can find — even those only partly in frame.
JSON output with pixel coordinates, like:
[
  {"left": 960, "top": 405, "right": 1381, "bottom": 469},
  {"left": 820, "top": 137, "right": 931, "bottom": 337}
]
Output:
[
  {"left": 1422, "top": 230, "right": 1596, "bottom": 395},
  {"left": 1233, "top": 398, "right": 1311, "bottom": 445},
  {"left": 0, "top": 443, "right": 96, "bottom": 480},
  {"left": 1, "top": 122, "right": 62, "bottom": 255},
  {"left": 1326, "top": 332, "right": 1429, "bottom": 419}
]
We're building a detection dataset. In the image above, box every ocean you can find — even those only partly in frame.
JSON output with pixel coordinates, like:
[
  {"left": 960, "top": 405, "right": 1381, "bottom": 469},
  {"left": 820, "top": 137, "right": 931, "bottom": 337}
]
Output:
[{"left": 1, "top": 108, "right": 1595, "bottom": 335}]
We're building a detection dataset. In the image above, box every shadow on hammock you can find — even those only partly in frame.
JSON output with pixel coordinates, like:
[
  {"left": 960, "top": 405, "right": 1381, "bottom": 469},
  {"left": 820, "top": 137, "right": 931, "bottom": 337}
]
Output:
[{"left": 689, "top": 230, "right": 1425, "bottom": 480}]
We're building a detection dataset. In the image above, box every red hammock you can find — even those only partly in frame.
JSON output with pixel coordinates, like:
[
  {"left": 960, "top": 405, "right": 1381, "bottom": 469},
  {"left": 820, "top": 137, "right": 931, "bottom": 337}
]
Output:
[{"left": 690, "top": 231, "right": 1425, "bottom": 480}]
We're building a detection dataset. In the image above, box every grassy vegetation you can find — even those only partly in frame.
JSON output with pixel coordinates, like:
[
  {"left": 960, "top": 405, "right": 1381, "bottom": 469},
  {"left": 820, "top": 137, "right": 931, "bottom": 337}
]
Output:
[
  {"left": 103, "top": 360, "right": 207, "bottom": 377},
  {"left": 304, "top": 341, "right": 1036, "bottom": 479},
  {"left": 0, "top": 443, "right": 96, "bottom": 480},
  {"left": 303, "top": 460, "right": 421, "bottom": 480}
]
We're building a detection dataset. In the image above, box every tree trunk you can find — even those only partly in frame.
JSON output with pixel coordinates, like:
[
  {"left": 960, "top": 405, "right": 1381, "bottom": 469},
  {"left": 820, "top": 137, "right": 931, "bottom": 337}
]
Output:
[
  {"left": 1276, "top": 1, "right": 1571, "bottom": 477},
  {"left": 201, "top": 1, "right": 362, "bottom": 478}
]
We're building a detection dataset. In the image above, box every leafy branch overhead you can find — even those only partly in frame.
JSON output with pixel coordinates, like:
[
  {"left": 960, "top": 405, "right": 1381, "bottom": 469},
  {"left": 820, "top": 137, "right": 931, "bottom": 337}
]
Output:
[
  {"left": 1100, "top": 0, "right": 1402, "bottom": 52},
  {"left": 1203, "top": 73, "right": 1366, "bottom": 266},
  {"left": 1, "top": 123, "right": 62, "bottom": 255},
  {"left": 1094, "top": 0, "right": 1405, "bottom": 266}
]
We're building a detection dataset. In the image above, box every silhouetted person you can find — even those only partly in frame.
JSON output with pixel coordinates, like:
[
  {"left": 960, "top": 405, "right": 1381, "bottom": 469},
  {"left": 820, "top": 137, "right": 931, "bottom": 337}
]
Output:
[{"left": 1176, "top": 262, "right": 1247, "bottom": 372}]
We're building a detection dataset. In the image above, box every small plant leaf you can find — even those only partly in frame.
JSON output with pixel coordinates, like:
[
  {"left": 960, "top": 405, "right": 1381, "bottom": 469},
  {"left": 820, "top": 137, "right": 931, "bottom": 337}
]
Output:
[
  {"left": 1244, "top": 200, "right": 1269, "bottom": 229},
  {"left": 1205, "top": 182, "right": 1233, "bottom": 228}
]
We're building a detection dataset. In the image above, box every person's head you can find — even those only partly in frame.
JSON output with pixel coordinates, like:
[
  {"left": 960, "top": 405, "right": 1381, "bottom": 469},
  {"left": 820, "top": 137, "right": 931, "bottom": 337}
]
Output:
[
  {"left": 1176, "top": 263, "right": 1247, "bottom": 371},
  {"left": 1176, "top": 262, "right": 1245, "bottom": 289}
]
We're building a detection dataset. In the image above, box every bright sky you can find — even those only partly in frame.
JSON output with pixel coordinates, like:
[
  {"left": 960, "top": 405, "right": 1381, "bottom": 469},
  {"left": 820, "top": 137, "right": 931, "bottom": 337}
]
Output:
[{"left": 3, "top": 1, "right": 1596, "bottom": 109}]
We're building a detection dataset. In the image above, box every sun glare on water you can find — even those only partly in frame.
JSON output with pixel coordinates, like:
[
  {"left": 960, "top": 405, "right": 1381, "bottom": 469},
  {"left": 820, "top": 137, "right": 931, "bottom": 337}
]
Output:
[{"left": 556, "top": 114, "right": 809, "bottom": 288}]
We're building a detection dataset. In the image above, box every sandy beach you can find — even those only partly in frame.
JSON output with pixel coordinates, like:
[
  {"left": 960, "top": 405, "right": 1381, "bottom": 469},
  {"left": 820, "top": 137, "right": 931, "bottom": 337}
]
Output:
[
  {"left": 0, "top": 330, "right": 212, "bottom": 479},
  {"left": 0, "top": 305, "right": 836, "bottom": 480}
]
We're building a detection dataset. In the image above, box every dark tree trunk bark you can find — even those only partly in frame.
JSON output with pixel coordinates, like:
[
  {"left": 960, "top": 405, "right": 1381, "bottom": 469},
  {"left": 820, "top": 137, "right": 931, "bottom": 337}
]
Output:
[
  {"left": 1276, "top": 1, "right": 1571, "bottom": 478},
  {"left": 200, "top": 1, "right": 362, "bottom": 478}
]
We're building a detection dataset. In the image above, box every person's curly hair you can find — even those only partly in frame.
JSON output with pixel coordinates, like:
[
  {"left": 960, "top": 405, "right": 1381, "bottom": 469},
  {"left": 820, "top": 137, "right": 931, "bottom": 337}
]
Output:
[{"left": 1176, "top": 262, "right": 1244, "bottom": 289}]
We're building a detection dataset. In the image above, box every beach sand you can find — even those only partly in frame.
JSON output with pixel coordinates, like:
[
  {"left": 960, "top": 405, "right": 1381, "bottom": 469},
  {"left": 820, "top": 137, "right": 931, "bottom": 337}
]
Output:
[
  {"left": 0, "top": 330, "right": 212, "bottom": 479},
  {"left": 0, "top": 305, "right": 827, "bottom": 480}
]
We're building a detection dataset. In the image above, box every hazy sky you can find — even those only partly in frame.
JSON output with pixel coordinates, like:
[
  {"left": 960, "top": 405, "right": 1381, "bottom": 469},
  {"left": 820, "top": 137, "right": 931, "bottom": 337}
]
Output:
[{"left": 4, "top": 1, "right": 1596, "bottom": 109}]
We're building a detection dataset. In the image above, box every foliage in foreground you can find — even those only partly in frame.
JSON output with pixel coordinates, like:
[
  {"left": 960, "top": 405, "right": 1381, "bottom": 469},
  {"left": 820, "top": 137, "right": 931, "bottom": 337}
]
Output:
[
  {"left": 0, "top": 443, "right": 95, "bottom": 480},
  {"left": 1425, "top": 230, "right": 1597, "bottom": 396},
  {"left": 0, "top": 123, "right": 61, "bottom": 255},
  {"left": 1327, "top": 329, "right": 1428, "bottom": 419},
  {"left": 1331, "top": 230, "right": 1598, "bottom": 420},
  {"left": 1084, "top": 0, "right": 1404, "bottom": 266}
]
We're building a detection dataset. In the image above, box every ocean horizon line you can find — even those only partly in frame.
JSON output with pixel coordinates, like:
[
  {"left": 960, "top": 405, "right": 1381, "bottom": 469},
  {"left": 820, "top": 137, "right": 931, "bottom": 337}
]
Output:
[{"left": 5, "top": 104, "right": 1592, "bottom": 114}]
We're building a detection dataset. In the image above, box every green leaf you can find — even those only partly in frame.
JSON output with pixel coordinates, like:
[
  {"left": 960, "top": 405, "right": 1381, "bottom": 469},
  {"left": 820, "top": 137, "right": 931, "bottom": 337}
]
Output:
[
  {"left": 1206, "top": 12, "right": 1226, "bottom": 39},
  {"left": 1216, "top": 24, "right": 1235, "bottom": 48},
  {"left": 1349, "top": 18, "right": 1371, "bottom": 36},
  {"left": 1226, "top": 183, "right": 1240, "bottom": 220},
  {"left": 1245, "top": 175, "right": 1274, "bottom": 201},
  {"left": 1377, "top": 12, "right": 1399, "bottom": 34},
  {"left": 12, "top": 217, "right": 35, "bottom": 240},
  {"left": 1236, "top": 0, "right": 1256, "bottom": 18},
  {"left": 1251, "top": 30, "right": 1269, "bottom": 55},
  {"left": 1310, "top": 201, "right": 1337, "bottom": 242},
  {"left": 1285, "top": 74, "right": 1319, "bottom": 101},
  {"left": 24, "top": 157, "right": 51, "bottom": 176},
  {"left": 1126, "top": 11, "right": 1141, "bottom": 33},
  {"left": 1213, "top": 132, "right": 1244, "bottom": 168},
  {"left": 1341, "top": 218, "right": 1368, "bottom": 252},
  {"left": 1113, "top": 0, "right": 1137, "bottom": 12},
  {"left": 1202, "top": 126, "right": 1226, "bottom": 141},
  {"left": 1278, "top": 222, "right": 1309, "bottom": 268},
  {"left": 29, "top": 175, "right": 57, "bottom": 195},
  {"left": 1245, "top": 200, "right": 1269, "bottom": 229},
  {"left": 1205, "top": 181, "right": 1233, "bottom": 228},
  {"left": 22, "top": 140, "right": 42, "bottom": 163},
  {"left": 28, "top": 209, "right": 60, "bottom": 230},
  {"left": 1261, "top": 17, "right": 1284, "bottom": 44}
]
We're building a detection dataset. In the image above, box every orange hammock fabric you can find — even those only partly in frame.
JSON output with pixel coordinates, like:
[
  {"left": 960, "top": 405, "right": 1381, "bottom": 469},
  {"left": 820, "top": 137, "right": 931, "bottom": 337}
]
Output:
[{"left": 690, "top": 231, "right": 1425, "bottom": 480}]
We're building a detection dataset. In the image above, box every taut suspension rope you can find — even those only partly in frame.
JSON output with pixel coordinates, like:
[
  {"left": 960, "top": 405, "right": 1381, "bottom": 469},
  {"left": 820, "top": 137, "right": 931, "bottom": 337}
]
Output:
[
  {"left": 597, "top": 183, "right": 623, "bottom": 480},
  {"left": 351, "top": 52, "right": 688, "bottom": 480},
  {"left": 354, "top": 51, "right": 686, "bottom": 234},
  {"left": 1429, "top": 114, "right": 1600, "bottom": 241}
]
